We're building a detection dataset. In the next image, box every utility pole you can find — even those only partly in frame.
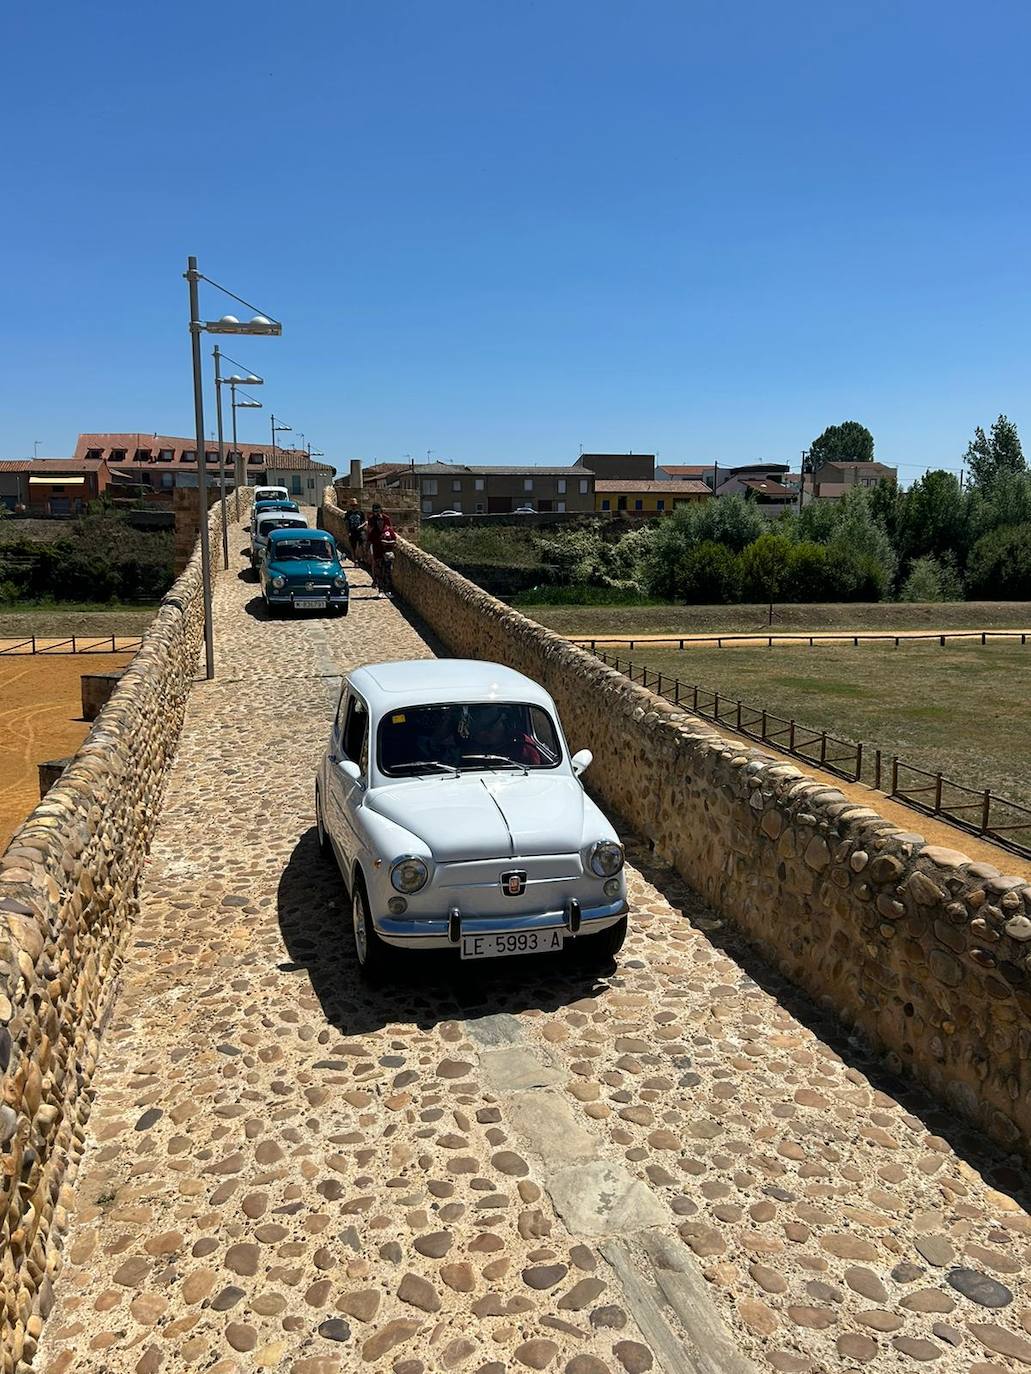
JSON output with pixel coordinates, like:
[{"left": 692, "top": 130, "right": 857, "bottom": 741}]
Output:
[
  {"left": 185, "top": 255, "right": 215, "bottom": 681},
  {"left": 798, "top": 450, "right": 810, "bottom": 513},
  {"left": 213, "top": 345, "right": 229, "bottom": 570}
]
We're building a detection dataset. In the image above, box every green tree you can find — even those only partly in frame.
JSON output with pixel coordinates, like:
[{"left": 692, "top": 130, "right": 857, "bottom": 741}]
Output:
[
  {"left": 739, "top": 533, "right": 792, "bottom": 602},
  {"left": 964, "top": 414, "right": 1025, "bottom": 489},
  {"left": 809, "top": 420, "right": 875, "bottom": 466},
  {"left": 897, "top": 470, "right": 969, "bottom": 565},
  {"left": 968, "top": 470, "right": 1031, "bottom": 541},
  {"left": 966, "top": 523, "right": 1031, "bottom": 599},
  {"left": 827, "top": 486, "right": 897, "bottom": 591}
]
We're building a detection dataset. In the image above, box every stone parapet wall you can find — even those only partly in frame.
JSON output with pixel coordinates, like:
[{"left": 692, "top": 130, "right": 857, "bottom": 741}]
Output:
[
  {"left": 390, "top": 538, "right": 1031, "bottom": 1155},
  {"left": 0, "top": 489, "right": 253, "bottom": 1371}
]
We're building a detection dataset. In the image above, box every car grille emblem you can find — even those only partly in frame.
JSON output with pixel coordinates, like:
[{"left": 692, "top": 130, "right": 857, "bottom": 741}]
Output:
[
  {"left": 501, "top": 870, "right": 527, "bottom": 897},
  {"left": 305, "top": 580, "right": 315, "bottom": 590}
]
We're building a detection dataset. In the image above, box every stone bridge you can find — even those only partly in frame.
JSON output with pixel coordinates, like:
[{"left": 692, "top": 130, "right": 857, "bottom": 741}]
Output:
[{"left": 7, "top": 506, "right": 1031, "bottom": 1374}]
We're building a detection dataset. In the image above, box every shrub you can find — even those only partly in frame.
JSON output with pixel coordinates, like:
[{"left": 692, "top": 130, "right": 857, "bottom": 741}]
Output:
[
  {"left": 739, "top": 533, "right": 793, "bottom": 603},
  {"left": 677, "top": 541, "right": 743, "bottom": 604},
  {"left": 966, "top": 523, "right": 1031, "bottom": 599},
  {"left": 900, "top": 556, "right": 945, "bottom": 602}
]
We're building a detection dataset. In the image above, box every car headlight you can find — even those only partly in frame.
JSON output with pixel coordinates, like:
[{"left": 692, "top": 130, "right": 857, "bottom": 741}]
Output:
[
  {"left": 390, "top": 857, "right": 429, "bottom": 893},
  {"left": 271, "top": 575, "right": 286, "bottom": 589},
  {"left": 333, "top": 575, "right": 347, "bottom": 588},
  {"left": 589, "top": 840, "right": 624, "bottom": 878}
]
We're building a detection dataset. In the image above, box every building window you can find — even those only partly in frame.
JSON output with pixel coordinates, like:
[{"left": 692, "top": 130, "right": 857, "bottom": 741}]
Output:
[
  {"left": 452, "top": 479, "right": 461, "bottom": 492},
  {"left": 183, "top": 450, "right": 196, "bottom": 463},
  {"left": 422, "top": 498, "right": 433, "bottom": 514},
  {"left": 452, "top": 500, "right": 462, "bottom": 512},
  {"left": 557, "top": 500, "right": 566, "bottom": 513},
  {"left": 85, "top": 449, "right": 103, "bottom": 461},
  {"left": 475, "top": 503, "right": 484, "bottom": 513},
  {"left": 523, "top": 478, "right": 533, "bottom": 491},
  {"left": 134, "top": 448, "right": 152, "bottom": 462},
  {"left": 109, "top": 449, "right": 127, "bottom": 461},
  {"left": 160, "top": 473, "right": 174, "bottom": 490},
  {"left": 601, "top": 499, "right": 611, "bottom": 511},
  {"left": 308, "top": 477, "right": 315, "bottom": 489},
  {"left": 291, "top": 475, "right": 302, "bottom": 494},
  {"left": 248, "top": 454, "right": 263, "bottom": 466},
  {"left": 475, "top": 478, "right": 485, "bottom": 491},
  {"left": 158, "top": 449, "right": 173, "bottom": 462},
  {"left": 423, "top": 479, "right": 438, "bottom": 495},
  {"left": 579, "top": 479, "right": 589, "bottom": 494},
  {"left": 634, "top": 499, "right": 643, "bottom": 511},
  {"left": 557, "top": 479, "right": 567, "bottom": 494},
  {"left": 617, "top": 496, "right": 628, "bottom": 511},
  {"left": 205, "top": 450, "right": 217, "bottom": 464},
  {"left": 657, "top": 499, "right": 665, "bottom": 511}
]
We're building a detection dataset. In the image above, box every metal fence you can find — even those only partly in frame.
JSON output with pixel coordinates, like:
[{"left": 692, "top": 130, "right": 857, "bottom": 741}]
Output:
[
  {"left": 0, "top": 636, "right": 143, "bottom": 656},
  {"left": 576, "top": 629, "right": 1030, "bottom": 652},
  {"left": 592, "top": 647, "right": 1031, "bottom": 860}
]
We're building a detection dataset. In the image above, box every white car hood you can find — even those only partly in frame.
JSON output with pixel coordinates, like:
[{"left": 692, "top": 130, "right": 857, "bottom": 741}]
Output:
[{"left": 366, "top": 772, "right": 586, "bottom": 861}]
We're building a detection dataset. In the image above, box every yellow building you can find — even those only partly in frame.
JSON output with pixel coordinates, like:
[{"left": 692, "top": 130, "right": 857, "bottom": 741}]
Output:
[{"left": 595, "top": 479, "right": 711, "bottom": 515}]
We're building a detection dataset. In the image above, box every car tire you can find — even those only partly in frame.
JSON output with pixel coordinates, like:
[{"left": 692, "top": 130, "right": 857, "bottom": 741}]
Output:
[
  {"left": 351, "top": 875, "right": 388, "bottom": 981},
  {"left": 314, "top": 786, "right": 333, "bottom": 863},
  {"left": 572, "top": 915, "right": 628, "bottom": 967}
]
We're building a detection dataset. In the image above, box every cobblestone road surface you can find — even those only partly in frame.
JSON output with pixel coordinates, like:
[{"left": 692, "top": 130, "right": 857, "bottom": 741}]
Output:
[{"left": 36, "top": 520, "right": 1031, "bottom": 1374}]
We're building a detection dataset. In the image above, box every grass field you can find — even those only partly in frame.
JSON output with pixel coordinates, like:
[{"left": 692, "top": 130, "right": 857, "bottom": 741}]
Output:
[
  {"left": 523, "top": 599, "right": 1031, "bottom": 638},
  {"left": 613, "top": 639, "right": 1031, "bottom": 809},
  {"left": 0, "top": 651, "right": 137, "bottom": 850},
  {"left": 0, "top": 605, "right": 157, "bottom": 637}
]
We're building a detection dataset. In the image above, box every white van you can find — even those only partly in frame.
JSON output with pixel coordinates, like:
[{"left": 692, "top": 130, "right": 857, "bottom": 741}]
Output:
[{"left": 251, "top": 511, "right": 308, "bottom": 567}]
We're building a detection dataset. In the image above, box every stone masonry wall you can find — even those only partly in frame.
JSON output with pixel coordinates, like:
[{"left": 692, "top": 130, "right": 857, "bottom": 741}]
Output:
[
  {"left": 0, "top": 490, "right": 253, "bottom": 1372},
  {"left": 320, "top": 481, "right": 421, "bottom": 542},
  {"left": 388, "top": 536, "right": 1031, "bottom": 1156}
]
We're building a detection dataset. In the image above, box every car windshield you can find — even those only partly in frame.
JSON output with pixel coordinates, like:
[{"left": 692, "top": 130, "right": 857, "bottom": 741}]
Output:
[
  {"left": 271, "top": 539, "right": 335, "bottom": 562},
  {"left": 259, "top": 519, "right": 303, "bottom": 534},
  {"left": 378, "top": 702, "right": 562, "bottom": 776}
]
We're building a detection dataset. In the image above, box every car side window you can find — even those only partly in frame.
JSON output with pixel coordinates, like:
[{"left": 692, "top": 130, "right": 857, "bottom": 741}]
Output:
[
  {"left": 334, "top": 689, "right": 349, "bottom": 742},
  {"left": 343, "top": 696, "right": 369, "bottom": 771}
]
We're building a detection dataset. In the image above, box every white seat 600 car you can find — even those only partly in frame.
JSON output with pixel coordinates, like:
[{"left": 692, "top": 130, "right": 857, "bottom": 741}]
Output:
[{"left": 315, "top": 660, "right": 629, "bottom": 977}]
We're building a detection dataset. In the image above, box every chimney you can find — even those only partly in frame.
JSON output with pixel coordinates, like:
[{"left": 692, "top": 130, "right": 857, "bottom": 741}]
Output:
[{"left": 349, "top": 459, "right": 363, "bottom": 489}]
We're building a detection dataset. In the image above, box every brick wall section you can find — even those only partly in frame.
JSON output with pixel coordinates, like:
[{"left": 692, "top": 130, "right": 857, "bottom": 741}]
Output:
[
  {"left": 389, "top": 536, "right": 1031, "bottom": 1155},
  {"left": 0, "top": 489, "right": 253, "bottom": 1369}
]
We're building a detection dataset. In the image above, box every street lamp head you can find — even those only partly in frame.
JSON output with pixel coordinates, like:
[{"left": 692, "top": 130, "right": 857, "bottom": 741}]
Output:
[
  {"left": 237, "top": 400, "right": 263, "bottom": 409},
  {"left": 204, "top": 315, "right": 282, "bottom": 336},
  {"left": 225, "top": 374, "right": 247, "bottom": 384},
  {"left": 244, "top": 374, "right": 264, "bottom": 385}
]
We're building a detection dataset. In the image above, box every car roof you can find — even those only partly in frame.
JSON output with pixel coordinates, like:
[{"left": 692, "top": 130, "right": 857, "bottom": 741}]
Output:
[
  {"left": 255, "top": 512, "right": 306, "bottom": 527},
  {"left": 267, "top": 526, "right": 333, "bottom": 542},
  {"left": 348, "top": 659, "right": 556, "bottom": 711}
]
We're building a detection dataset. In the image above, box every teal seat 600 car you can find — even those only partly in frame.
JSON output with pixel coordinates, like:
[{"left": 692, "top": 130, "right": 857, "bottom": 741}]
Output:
[{"left": 260, "top": 528, "right": 349, "bottom": 615}]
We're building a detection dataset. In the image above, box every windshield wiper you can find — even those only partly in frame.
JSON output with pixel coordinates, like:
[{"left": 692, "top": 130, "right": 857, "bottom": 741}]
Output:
[
  {"left": 460, "top": 753, "right": 529, "bottom": 775},
  {"left": 391, "top": 760, "right": 460, "bottom": 777}
]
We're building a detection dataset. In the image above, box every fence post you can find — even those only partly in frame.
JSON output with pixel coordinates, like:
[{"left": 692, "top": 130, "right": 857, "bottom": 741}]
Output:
[
  {"left": 72, "top": 635, "right": 77, "bottom": 654},
  {"left": 940, "top": 634, "right": 945, "bottom": 647},
  {"left": 981, "top": 632, "right": 986, "bottom": 646},
  {"left": 820, "top": 732, "right": 827, "bottom": 764},
  {"left": 679, "top": 638, "right": 685, "bottom": 650},
  {"left": 789, "top": 720, "right": 795, "bottom": 751},
  {"left": 714, "top": 691, "right": 720, "bottom": 720},
  {"left": 736, "top": 700, "right": 742, "bottom": 729},
  {"left": 761, "top": 709, "right": 767, "bottom": 740},
  {"left": 674, "top": 681, "right": 680, "bottom": 706},
  {"left": 934, "top": 773, "right": 943, "bottom": 812},
  {"left": 895, "top": 636, "right": 899, "bottom": 648},
  {"left": 855, "top": 740, "right": 863, "bottom": 783},
  {"left": 656, "top": 672, "right": 663, "bottom": 696},
  {"left": 891, "top": 756, "right": 898, "bottom": 794},
  {"left": 874, "top": 748, "right": 881, "bottom": 790},
  {"left": 642, "top": 667, "right": 649, "bottom": 689},
  {"left": 981, "top": 790, "right": 991, "bottom": 834}
]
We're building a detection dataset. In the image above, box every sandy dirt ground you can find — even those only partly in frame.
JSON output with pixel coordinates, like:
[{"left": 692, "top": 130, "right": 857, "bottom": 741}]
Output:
[{"left": 0, "top": 650, "right": 136, "bottom": 849}]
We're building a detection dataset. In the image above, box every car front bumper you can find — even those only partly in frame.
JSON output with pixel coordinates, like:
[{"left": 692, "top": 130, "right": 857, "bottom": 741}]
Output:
[
  {"left": 373, "top": 895, "right": 628, "bottom": 950},
  {"left": 266, "top": 590, "right": 348, "bottom": 609}
]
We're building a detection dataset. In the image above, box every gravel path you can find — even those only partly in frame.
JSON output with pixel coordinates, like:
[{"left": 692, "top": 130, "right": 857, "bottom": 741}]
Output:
[{"left": 35, "top": 520, "right": 1031, "bottom": 1374}]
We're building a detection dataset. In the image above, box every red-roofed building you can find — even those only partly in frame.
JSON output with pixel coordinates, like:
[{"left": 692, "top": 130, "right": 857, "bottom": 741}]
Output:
[
  {"left": 72, "top": 433, "right": 335, "bottom": 505},
  {"left": 0, "top": 457, "right": 112, "bottom": 513}
]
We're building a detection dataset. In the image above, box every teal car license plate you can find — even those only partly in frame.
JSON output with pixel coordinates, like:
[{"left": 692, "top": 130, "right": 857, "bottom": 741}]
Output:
[
  {"left": 294, "top": 597, "right": 326, "bottom": 609},
  {"left": 461, "top": 930, "right": 564, "bottom": 960}
]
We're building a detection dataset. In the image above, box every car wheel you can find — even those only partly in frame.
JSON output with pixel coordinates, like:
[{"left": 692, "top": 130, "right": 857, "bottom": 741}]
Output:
[
  {"left": 351, "top": 876, "right": 387, "bottom": 980},
  {"left": 314, "top": 786, "right": 333, "bottom": 862},
  {"left": 572, "top": 915, "right": 628, "bottom": 967}
]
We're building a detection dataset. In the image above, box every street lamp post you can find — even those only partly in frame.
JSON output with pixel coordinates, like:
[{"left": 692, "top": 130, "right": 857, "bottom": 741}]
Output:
[
  {"left": 213, "top": 347, "right": 231, "bottom": 569},
  {"left": 184, "top": 255, "right": 281, "bottom": 679},
  {"left": 230, "top": 386, "right": 263, "bottom": 518}
]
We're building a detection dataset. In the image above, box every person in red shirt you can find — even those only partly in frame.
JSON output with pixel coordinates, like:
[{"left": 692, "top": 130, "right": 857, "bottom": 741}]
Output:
[{"left": 367, "top": 503, "right": 397, "bottom": 597}]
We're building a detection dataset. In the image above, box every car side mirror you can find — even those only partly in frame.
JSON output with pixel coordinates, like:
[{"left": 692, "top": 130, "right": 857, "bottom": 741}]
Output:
[
  {"left": 571, "top": 749, "right": 593, "bottom": 777},
  {"left": 338, "top": 759, "right": 364, "bottom": 785}
]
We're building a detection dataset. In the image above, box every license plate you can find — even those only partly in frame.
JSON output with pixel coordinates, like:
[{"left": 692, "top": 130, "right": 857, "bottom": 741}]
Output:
[
  {"left": 460, "top": 929, "right": 564, "bottom": 960},
  {"left": 294, "top": 597, "right": 326, "bottom": 609}
]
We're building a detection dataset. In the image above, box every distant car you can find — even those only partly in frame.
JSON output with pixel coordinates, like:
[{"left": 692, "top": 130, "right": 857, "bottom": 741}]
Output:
[
  {"left": 428, "top": 510, "right": 463, "bottom": 519},
  {"left": 513, "top": 505, "right": 536, "bottom": 514},
  {"left": 253, "top": 485, "right": 289, "bottom": 505},
  {"left": 260, "top": 528, "right": 349, "bottom": 615},
  {"left": 315, "top": 659, "right": 629, "bottom": 978},
  {"left": 251, "top": 510, "right": 308, "bottom": 567},
  {"left": 249, "top": 498, "right": 301, "bottom": 530}
]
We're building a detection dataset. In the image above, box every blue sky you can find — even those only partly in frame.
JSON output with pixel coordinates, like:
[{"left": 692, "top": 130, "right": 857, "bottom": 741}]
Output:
[{"left": 3, "top": 0, "right": 1029, "bottom": 479}]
